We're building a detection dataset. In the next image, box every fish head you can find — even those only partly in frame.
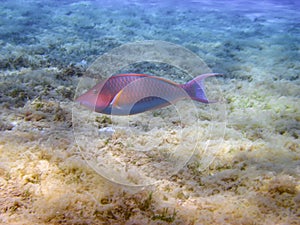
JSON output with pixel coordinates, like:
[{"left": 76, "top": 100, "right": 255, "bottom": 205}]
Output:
[{"left": 75, "top": 80, "right": 112, "bottom": 113}]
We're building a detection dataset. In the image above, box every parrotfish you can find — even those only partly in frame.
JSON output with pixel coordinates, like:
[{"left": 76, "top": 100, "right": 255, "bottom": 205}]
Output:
[{"left": 75, "top": 73, "right": 220, "bottom": 115}]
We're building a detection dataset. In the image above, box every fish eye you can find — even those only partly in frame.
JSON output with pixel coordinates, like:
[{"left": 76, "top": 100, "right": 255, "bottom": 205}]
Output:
[{"left": 92, "top": 89, "right": 97, "bottom": 94}]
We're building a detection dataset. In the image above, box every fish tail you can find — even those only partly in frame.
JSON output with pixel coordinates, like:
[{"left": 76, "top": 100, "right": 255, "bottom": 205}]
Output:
[{"left": 181, "top": 73, "right": 222, "bottom": 103}]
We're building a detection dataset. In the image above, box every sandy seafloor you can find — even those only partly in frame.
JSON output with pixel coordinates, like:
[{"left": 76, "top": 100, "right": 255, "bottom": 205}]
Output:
[{"left": 0, "top": 0, "right": 300, "bottom": 224}]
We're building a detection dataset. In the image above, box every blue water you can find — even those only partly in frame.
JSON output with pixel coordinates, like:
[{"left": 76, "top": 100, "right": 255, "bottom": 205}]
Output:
[
  {"left": 0, "top": 1, "right": 299, "bottom": 223},
  {"left": 0, "top": 0, "right": 299, "bottom": 80}
]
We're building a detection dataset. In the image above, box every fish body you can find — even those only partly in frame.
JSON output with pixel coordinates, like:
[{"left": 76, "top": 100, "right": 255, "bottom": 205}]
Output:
[{"left": 75, "top": 73, "right": 219, "bottom": 115}]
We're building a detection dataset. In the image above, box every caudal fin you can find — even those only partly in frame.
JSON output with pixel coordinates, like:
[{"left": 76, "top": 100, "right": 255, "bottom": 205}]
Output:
[{"left": 181, "top": 73, "right": 222, "bottom": 103}]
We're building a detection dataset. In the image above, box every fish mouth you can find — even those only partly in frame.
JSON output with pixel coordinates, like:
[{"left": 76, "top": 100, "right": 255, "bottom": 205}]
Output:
[
  {"left": 75, "top": 96, "right": 110, "bottom": 114},
  {"left": 75, "top": 97, "right": 96, "bottom": 110}
]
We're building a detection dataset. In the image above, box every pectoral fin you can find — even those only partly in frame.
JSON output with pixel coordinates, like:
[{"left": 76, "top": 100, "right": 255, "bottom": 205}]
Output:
[{"left": 110, "top": 89, "right": 124, "bottom": 109}]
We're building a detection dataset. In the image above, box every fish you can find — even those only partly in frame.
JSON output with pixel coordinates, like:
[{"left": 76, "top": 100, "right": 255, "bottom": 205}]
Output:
[{"left": 75, "top": 73, "right": 220, "bottom": 115}]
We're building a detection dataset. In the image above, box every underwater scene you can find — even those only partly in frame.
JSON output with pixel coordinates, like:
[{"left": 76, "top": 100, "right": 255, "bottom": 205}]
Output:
[{"left": 0, "top": 0, "right": 299, "bottom": 224}]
